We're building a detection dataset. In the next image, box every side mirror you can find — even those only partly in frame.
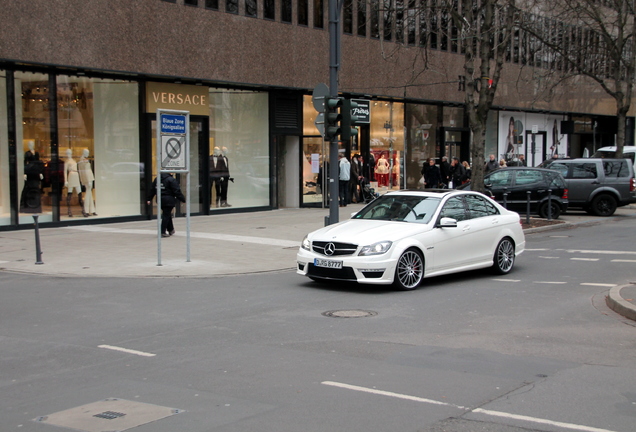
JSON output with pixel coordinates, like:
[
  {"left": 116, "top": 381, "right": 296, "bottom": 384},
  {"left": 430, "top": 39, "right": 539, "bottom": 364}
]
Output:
[{"left": 438, "top": 217, "right": 458, "bottom": 228}]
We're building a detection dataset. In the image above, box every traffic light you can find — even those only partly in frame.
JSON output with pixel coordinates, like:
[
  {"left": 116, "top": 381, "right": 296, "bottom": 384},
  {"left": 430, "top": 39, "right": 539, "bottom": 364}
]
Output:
[
  {"left": 341, "top": 99, "right": 359, "bottom": 141},
  {"left": 324, "top": 96, "right": 343, "bottom": 141}
]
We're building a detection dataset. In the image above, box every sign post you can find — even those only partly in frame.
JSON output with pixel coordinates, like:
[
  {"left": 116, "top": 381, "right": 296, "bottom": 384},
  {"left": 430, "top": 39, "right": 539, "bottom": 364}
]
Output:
[{"left": 156, "top": 109, "right": 191, "bottom": 266}]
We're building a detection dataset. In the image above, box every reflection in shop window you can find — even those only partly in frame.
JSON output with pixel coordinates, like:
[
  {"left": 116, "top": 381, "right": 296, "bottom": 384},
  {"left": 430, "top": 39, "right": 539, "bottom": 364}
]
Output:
[{"left": 0, "top": 72, "right": 9, "bottom": 226}]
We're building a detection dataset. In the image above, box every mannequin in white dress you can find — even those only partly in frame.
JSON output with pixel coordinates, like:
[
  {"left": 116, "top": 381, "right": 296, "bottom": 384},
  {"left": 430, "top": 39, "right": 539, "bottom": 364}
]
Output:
[
  {"left": 64, "top": 148, "right": 83, "bottom": 217},
  {"left": 78, "top": 148, "right": 97, "bottom": 216}
]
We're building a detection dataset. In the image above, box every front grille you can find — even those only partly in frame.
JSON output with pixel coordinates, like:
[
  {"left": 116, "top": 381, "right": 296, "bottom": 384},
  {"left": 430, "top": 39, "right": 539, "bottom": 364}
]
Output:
[
  {"left": 312, "top": 241, "right": 358, "bottom": 256},
  {"left": 307, "top": 264, "right": 357, "bottom": 280}
]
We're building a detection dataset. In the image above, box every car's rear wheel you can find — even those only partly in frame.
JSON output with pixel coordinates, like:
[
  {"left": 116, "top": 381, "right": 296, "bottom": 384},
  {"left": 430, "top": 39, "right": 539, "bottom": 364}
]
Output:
[
  {"left": 393, "top": 248, "right": 424, "bottom": 291},
  {"left": 492, "top": 237, "right": 515, "bottom": 274},
  {"left": 591, "top": 194, "right": 617, "bottom": 216},
  {"left": 538, "top": 201, "right": 561, "bottom": 219}
]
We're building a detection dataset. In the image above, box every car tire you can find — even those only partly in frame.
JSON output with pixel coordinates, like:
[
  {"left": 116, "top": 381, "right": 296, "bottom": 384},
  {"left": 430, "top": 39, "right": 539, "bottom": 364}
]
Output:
[
  {"left": 591, "top": 194, "right": 617, "bottom": 216},
  {"left": 492, "top": 237, "right": 515, "bottom": 275},
  {"left": 538, "top": 201, "right": 561, "bottom": 219},
  {"left": 393, "top": 248, "right": 424, "bottom": 291}
]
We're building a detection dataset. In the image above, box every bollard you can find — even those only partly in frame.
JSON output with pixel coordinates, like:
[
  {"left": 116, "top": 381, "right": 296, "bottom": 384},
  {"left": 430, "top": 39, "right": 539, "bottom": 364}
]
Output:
[
  {"left": 324, "top": 215, "right": 330, "bottom": 226},
  {"left": 33, "top": 215, "right": 44, "bottom": 265},
  {"left": 503, "top": 189, "right": 508, "bottom": 209},
  {"left": 547, "top": 189, "right": 553, "bottom": 220},
  {"left": 526, "top": 191, "right": 531, "bottom": 224}
]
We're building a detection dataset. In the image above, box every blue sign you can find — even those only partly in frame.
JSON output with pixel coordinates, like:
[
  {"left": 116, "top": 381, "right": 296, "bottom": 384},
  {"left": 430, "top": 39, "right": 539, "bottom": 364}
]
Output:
[{"left": 160, "top": 114, "right": 187, "bottom": 134}]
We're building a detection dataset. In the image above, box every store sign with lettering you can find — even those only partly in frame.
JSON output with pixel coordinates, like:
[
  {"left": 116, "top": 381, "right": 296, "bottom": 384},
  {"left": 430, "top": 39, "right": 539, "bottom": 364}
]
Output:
[
  {"left": 352, "top": 99, "right": 370, "bottom": 124},
  {"left": 146, "top": 82, "right": 208, "bottom": 116}
]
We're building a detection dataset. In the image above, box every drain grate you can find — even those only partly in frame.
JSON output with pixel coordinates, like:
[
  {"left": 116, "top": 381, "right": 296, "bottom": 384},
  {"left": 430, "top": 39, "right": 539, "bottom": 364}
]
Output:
[
  {"left": 322, "top": 309, "right": 378, "bottom": 318},
  {"left": 94, "top": 411, "right": 126, "bottom": 420}
]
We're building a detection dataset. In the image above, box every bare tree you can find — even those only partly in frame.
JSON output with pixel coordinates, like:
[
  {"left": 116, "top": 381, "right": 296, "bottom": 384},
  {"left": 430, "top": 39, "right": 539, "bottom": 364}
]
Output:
[{"left": 521, "top": 0, "right": 636, "bottom": 157}]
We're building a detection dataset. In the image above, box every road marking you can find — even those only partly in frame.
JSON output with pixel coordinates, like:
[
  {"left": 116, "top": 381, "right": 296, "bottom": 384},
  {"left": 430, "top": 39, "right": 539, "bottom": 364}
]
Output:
[
  {"left": 533, "top": 281, "right": 567, "bottom": 284},
  {"left": 538, "top": 256, "right": 559, "bottom": 259},
  {"left": 525, "top": 248, "right": 549, "bottom": 251},
  {"left": 472, "top": 408, "right": 618, "bottom": 432},
  {"left": 580, "top": 283, "right": 617, "bottom": 287},
  {"left": 567, "top": 249, "right": 636, "bottom": 255},
  {"left": 321, "top": 381, "right": 465, "bottom": 409},
  {"left": 322, "top": 382, "right": 619, "bottom": 432},
  {"left": 571, "top": 258, "right": 600, "bottom": 262},
  {"left": 492, "top": 279, "right": 520, "bottom": 282},
  {"left": 98, "top": 345, "right": 156, "bottom": 357},
  {"left": 611, "top": 259, "right": 636, "bottom": 263}
]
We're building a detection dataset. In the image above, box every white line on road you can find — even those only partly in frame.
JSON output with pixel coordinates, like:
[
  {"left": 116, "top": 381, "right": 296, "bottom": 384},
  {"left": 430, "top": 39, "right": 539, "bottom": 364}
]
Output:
[
  {"left": 98, "top": 345, "right": 156, "bottom": 357},
  {"left": 538, "top": 256, "right": 560, "bottom": 259},
  {"left": 533, "top": 281, "right": 568, "bottom": 284},
  {"left": 611, "top": 259, "right": 636, "bottom": 263},
  {"left": 567, "top": 249, "right": 636, "bottom": 255},
  {"left": 322, "top": 381, "right": 620, "bottom": 432},
  {"left": 580, "top": 283, "right": 617, "bottom": 287},
  {"left": 492, "top": 279, "right": 521, "bottom": 282},
  {"left": 472, "top": 408, "right": 618, "bottom": 432},
  {"left": 525, "top": 248, "right": 550, "bottom": 251},
  {"left": 571, "top": 258, "right": 600, "bottom": 262}
]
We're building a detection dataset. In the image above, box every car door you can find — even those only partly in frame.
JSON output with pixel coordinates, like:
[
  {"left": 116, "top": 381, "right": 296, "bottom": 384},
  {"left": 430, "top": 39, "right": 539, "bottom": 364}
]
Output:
[
  {"left": 602, "top": 160, "right": 632, "bottom": 201},
  {"left": 464, "top": 194, "right": 502, "bottom": 264},
  {"left": 567, "top": 162, "right": 599, "bottom": 205},
  {"left": 484, "top": 169, "right": 514, "bottom": 204},
  {"left": 431, "top": 196, "right": 474, "bottom": 272},
  {"left": 508, "top": 169, "right": 545, "bottom": 212}
]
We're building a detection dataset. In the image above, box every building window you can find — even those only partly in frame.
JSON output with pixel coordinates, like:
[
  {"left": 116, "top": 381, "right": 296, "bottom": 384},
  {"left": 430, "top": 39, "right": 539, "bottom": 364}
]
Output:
[
  {"left": 314, "top": 0, "right": 324, "bottom": 29},
  {"left": 298, "top": 0, "right": 308, "bottom": 25},
  {"left": 205, "top": 0, "right": 219, "bottom": 9},
  {"left": 343, "top": 0, "right": 353, "bottom": 34},
  {"left": 357, "top": 0, "right": 367, "bottom": 36},
  {"left": 264, "top": 0, "right": 275, "bottom": 20},
  {"left": 370, "top": 0, "right": 380, "bottom": 38},
  {"left": 407, "top": 0, "right": 415, "bottom": 45},
  {"left": 184, "top": 0, "right": 198, "bottom": 6},
  {"left": 226, "top": 0, "right": 239, "bottom": 14},
  {"left": 282, "top": 0, "right": 292, "bottom": 23},
  {"left": 246, "top": 0, "right": 257, "bottom": 16},
  {"left": 383, "top": 0, "right": 393, "bottom": 41},
  {"left": 395, "top": 0, "right": 404, "bottom": 44}
]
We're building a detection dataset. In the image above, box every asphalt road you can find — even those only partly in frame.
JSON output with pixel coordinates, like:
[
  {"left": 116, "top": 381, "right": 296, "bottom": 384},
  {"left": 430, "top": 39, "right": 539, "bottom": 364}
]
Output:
[{"left": 1, "top": 217, "right": 636, "bottom": 432}]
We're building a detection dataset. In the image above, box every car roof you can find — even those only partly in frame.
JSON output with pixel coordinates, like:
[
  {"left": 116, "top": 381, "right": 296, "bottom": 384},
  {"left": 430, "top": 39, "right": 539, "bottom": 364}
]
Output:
[
  {"left": 487, "top": 166, "right": 560, "bottom": 172},
  {"left": 596, "top": 146, "right": 636, "bottom": 151},
  {"left": 383, "top": 189, "right": 485, "bottom": 198}
]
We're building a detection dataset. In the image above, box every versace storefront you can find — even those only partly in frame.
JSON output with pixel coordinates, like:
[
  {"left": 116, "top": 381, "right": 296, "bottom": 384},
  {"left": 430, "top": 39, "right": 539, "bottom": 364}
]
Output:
[{"left": 0, "top": 69, "right": 270, "bottom": 229}]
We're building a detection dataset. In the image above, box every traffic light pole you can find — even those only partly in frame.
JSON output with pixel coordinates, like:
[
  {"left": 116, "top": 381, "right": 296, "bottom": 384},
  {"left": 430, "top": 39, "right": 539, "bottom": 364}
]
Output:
[{"left": 328, "top": 0, "right": 341, "bottom": 225}]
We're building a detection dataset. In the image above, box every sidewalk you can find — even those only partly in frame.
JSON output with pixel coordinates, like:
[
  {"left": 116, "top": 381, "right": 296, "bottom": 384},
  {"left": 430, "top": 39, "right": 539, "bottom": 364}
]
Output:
[{"left": 1, "top": 203, "right": 635, "bottom": 321}]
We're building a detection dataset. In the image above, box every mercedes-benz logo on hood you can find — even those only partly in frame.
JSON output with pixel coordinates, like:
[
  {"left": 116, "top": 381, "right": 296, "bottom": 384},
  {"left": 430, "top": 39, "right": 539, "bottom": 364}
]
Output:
[{"left": 324, "top": 242, "right": 336, "bottom": 256}]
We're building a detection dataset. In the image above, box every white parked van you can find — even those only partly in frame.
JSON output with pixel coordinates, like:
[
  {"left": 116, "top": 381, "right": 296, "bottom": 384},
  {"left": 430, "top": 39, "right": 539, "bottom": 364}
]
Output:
[{"left": 592, "top": 146, "right": 636, "bottom": 164}]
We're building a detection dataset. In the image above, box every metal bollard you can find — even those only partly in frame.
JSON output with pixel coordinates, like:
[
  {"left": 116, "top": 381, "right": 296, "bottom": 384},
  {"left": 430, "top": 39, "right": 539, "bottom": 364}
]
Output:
[
  {"left": 33, "top": 215, "right": 44, "bottom": 265},
  {"left": 547, "top": 189, "right": 553, "bottom": 220},
  {"left": 503, "top": 189, "right": 508, "bottom": 209},
  {"left": 526, "top": 191, "right": 531, "bottom": 224},
  {"left": 324, "top": 215, "right": 330, "bottom": 226}
]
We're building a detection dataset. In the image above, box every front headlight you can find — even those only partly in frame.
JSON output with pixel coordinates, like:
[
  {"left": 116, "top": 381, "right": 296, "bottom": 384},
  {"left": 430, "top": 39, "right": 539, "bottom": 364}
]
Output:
[
  {"left": 359, "top": 241, "right": 392, "bottom": 256},
  {"left": 301, "top": 235, "right": 311, "bottom": 251}
]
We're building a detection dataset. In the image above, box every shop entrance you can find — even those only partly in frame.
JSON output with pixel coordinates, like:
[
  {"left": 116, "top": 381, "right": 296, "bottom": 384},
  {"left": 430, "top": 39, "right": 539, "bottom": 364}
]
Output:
[
  {"left": 524, "top": 131, "right": 547, "bottom": 167},
  {"left": 148, "top": 115, "right": 208, "bottom": 216},
  {"left": 442, "top": 128, "right": 470, "bottom": 162},
  {"left": 301, "top": 136, "right": 328, "bottom": 208}
]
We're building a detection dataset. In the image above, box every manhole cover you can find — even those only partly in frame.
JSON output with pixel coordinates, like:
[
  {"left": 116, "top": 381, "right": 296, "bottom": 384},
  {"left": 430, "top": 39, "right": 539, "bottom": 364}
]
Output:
[{"left": 322, "top": 309, "right": 378, "bottom": 318}]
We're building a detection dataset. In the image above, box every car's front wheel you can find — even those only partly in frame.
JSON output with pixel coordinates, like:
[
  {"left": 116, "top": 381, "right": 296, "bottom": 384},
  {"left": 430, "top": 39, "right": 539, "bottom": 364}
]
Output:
[
  {"left": 591, "top": 194, "right": 617, "bottom": 216},
  {"left": 492, "top": 237, "right": 515, "bottom": 274},
  {"left": 393, "top": 248, "right": 424, "bottom": 290}
]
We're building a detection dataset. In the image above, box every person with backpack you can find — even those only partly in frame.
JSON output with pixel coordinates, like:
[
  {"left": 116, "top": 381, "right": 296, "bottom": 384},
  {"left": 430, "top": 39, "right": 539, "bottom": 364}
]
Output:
[{"left": 146, "top": 172, "right": 186, "bottom": 237}]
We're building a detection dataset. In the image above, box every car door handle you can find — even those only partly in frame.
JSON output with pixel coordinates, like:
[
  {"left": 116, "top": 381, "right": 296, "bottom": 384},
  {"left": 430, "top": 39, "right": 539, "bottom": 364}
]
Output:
[
  {"left": 591, "top": 181, "right": 601, "bottom": 184},
  {"left": 462, "top": 226, "right": 470, "bottom": 231},
  {"left": 491, "top": 219, "right": 499, "bottom": 224}
]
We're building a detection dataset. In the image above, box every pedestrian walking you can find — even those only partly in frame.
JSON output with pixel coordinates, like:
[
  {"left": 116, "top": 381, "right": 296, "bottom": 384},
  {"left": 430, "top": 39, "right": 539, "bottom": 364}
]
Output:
[{"left": 146, "top": 172, "right": 186, "bottom": 237}]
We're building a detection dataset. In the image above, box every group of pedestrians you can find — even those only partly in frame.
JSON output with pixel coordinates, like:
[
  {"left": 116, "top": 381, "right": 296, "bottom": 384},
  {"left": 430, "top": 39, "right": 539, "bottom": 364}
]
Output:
[
  {"left": 420, "top": 156, "right": 471, "bottom": 189},
  {"left": 338, "top": 152, "right": 366, "bottom": 207}
]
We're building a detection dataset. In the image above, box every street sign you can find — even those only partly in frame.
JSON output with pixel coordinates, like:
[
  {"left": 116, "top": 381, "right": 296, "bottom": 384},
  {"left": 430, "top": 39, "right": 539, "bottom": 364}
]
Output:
[
  {"left": 312, "top": 83, "right": 329, "bottom": 113},
  {"left": 158, "top": 112, "right": 188, "bottom": 171},
  {"left": 352, "top": 99, "right": 370, "bottom": 124},
  {"left": 315, "top": 112, "right": 325, "bottom": 138}
]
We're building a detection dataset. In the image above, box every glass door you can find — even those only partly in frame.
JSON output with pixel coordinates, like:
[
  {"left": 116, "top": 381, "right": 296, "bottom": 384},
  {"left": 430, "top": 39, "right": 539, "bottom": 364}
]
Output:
[{"left": 302, "top": 136, "right": 327, "bottom": 207}]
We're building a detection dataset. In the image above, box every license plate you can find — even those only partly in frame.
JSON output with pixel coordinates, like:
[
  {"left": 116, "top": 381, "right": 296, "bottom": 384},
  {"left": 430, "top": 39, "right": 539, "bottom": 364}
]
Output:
[{"left": 314, "top": 258, "right": 343, "bottom": 269}]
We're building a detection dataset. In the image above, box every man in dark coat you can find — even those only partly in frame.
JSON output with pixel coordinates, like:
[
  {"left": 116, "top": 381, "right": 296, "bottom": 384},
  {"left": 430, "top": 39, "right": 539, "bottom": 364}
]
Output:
[
  {"left": 422, "top": 158, "right": 442, "bottom": 188},
  {"left": 439, "top": 156, "right": 451, "bottom": 186},
  {"left": 147, "top": 172, "right": 186, "bottom": 237},
  {"left": 485, "top": 154, "right": 499, "bottom": 172},
  {"left": 449, "top": 157, "right": 466, "bottom": 189}
]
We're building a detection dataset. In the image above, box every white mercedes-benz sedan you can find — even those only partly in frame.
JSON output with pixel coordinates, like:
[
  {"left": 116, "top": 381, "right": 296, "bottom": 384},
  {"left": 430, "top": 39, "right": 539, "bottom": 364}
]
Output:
[{"left": 297, "top": 190, "right": 525, "bottom": 290}]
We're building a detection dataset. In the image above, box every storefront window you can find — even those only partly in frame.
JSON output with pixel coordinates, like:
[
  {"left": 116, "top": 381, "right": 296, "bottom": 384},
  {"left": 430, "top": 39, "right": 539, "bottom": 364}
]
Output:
[
  {"left": 404, "top": 103, "right": 438, "bottom": 189},
  {"left": 57, "top": 75, "right": 140, "bottom": 220},
  {"left": 301, "top": 96, "right": 327, "bottom": 206},
  {"left": 15, "top": 72, "right": 52, "bottom": 223},
  {"left": 0, "top": 71, "right": 9, "bottom": 226},
  {"left": 442, "top": 106, "right": 465, "bottom": 127},
  {"left": 208, "top": 89, "right": 269, "bottom": 209},
  {"left": 369, "top": 101, "right": 404, "bottom": 191}
]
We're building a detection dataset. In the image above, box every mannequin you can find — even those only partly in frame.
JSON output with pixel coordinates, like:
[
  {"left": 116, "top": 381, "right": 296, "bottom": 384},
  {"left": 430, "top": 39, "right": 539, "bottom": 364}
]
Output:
[
  {"left": 78, "top": 148, "right": 97, "bottom": 216},
  {"left": 209, "top": 146, "right": 231, "bottom": 208},
  {"left": 20, "top": 148, "right": 44, "bottom": 213},
  {"left": 374, "top": 154, "right": 389, "bottom": 187},
  {"left": 64, "top": 148, "right": 84, "bottom": 217}
]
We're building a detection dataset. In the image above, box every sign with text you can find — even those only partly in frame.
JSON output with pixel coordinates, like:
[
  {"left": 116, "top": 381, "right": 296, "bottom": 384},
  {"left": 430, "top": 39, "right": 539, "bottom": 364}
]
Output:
[
  {"left": 352, "top": 99, "right": 370, "bottom": 124},
  {"left": 158, "top": 111, "right": 189, "bottom": 171},
  {"left": 147, "top": 82, "right": 208, "bottom": 116}
]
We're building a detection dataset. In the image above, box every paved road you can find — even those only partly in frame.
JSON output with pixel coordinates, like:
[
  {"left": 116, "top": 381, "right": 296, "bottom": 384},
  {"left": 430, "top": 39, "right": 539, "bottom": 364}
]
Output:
[{"left": 1, "top": 214, "right": 635, "bottom": 432}]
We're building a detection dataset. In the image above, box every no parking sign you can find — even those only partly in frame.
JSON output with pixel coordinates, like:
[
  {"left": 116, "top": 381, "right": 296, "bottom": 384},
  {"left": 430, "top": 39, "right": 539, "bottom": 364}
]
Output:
[{"left": 159, "top": 112, "right": 189, "bottom": 171}]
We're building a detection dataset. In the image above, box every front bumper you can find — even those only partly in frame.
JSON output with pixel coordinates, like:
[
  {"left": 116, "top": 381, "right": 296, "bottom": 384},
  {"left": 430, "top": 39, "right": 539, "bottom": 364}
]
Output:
[{"left": 296, "top": 248, "right": 397, "bottom": 285}]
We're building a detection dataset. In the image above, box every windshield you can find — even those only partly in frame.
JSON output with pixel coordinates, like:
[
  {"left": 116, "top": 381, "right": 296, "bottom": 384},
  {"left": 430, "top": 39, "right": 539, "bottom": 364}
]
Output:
[{"left": 353, "top": 195, "right": 441, "bottom": 223}]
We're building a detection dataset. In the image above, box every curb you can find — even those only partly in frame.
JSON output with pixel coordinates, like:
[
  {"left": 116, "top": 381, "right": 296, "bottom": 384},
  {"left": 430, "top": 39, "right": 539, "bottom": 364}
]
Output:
[{"left": 606, "top": 284, "right": 636, "bottom": 321}]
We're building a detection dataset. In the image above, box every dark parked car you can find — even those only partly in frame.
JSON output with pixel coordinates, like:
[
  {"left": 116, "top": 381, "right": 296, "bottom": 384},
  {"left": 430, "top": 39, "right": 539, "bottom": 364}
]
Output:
[
  {"left": 541, "top": 158, "right": 636, "bottom": 216},
  {"left": 458, "top": 167, "right": 569, "bottom": 219}
]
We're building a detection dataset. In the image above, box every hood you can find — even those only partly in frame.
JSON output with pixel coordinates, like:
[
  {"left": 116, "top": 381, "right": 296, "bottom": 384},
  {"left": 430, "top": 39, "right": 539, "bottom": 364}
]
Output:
[{"left": 308, "top": 219, "right": 432, "bottom": 244}]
